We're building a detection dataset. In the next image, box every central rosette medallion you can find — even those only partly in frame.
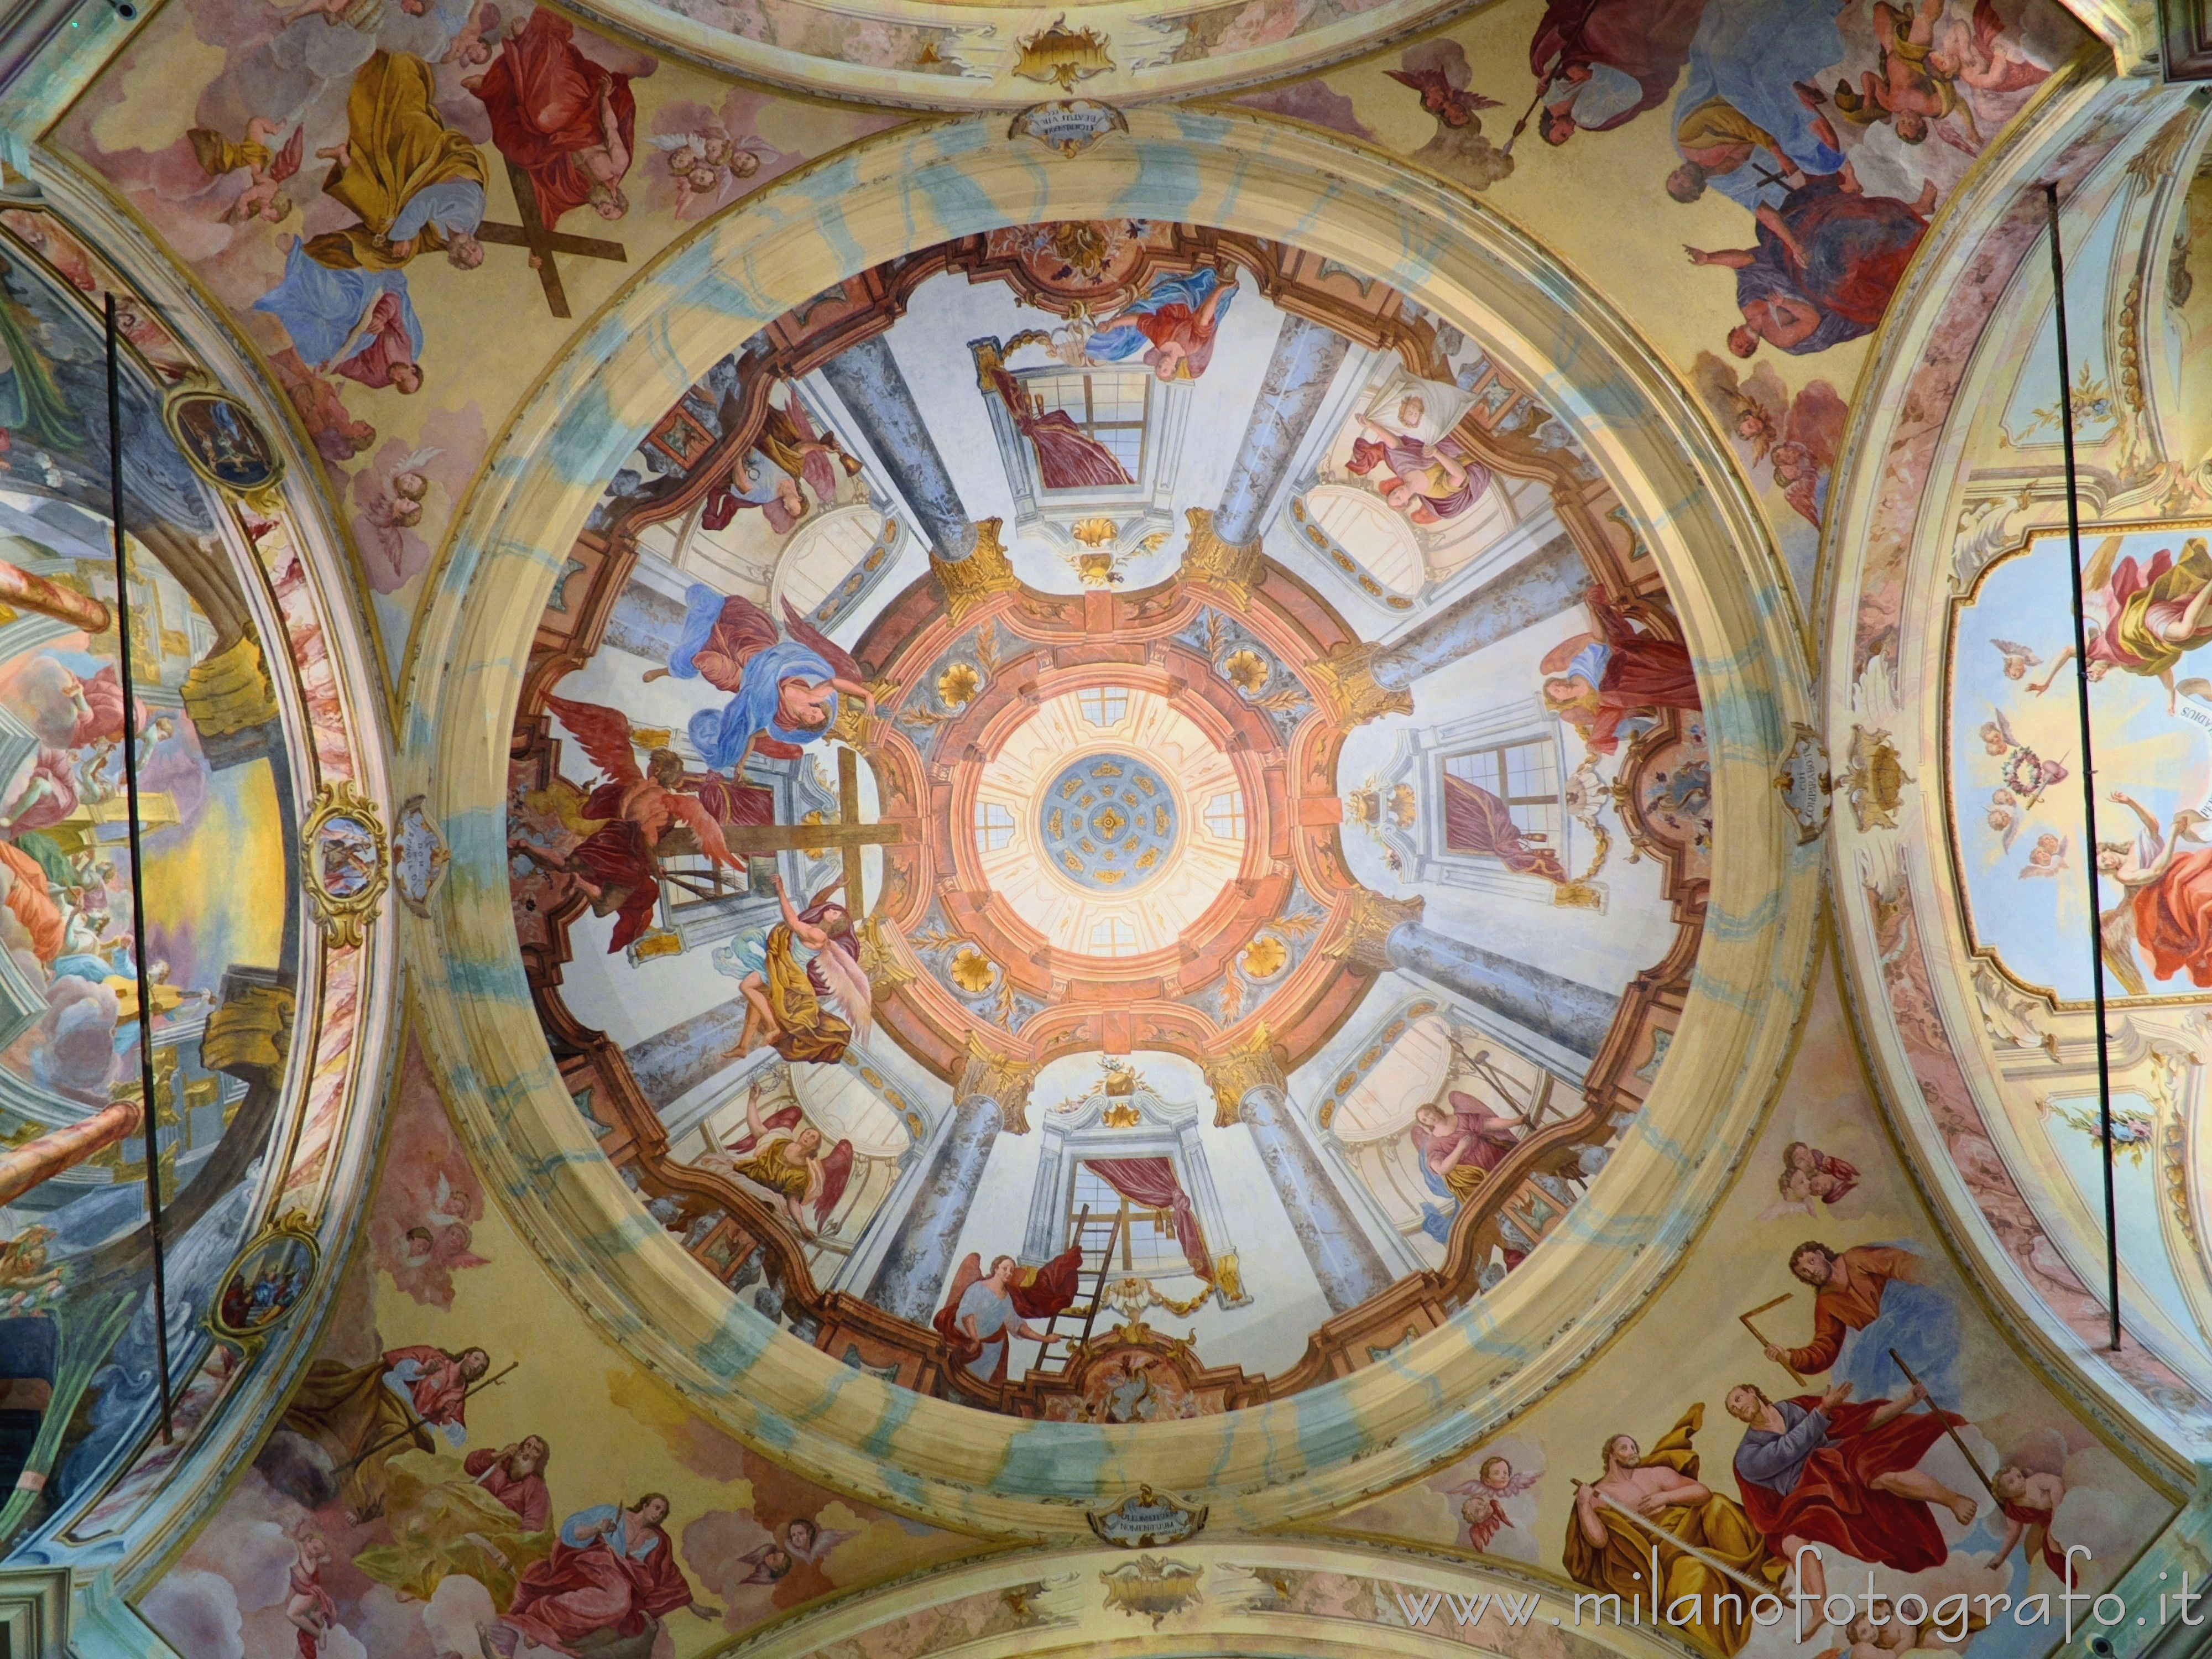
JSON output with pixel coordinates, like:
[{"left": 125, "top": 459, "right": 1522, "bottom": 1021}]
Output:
[
  {"left": 973, "top": 686, "right": 1245, "bottom": 958},
  {"left": 1036, "top": 753, "right": 1180, "bottom": 893}
]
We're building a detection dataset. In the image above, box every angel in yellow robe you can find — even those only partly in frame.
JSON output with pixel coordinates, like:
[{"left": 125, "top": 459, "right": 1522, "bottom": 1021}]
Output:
[{"left": 303, "top": 52, "right": 488, "bottom": 272}]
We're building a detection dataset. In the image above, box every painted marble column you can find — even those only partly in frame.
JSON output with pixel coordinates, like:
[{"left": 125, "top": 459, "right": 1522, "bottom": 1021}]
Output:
[
  {"left": 1369, "top": 533, "right": 1587, "bottom": 691},
  {"left": 818, "top": 336, "right": 977, "bottom": 560},
  {"left": 1385, "top": 921, "right": 1617, "bottom": 1060},
  {"left": 1237, "top": 1086, "right": 1395, "bottom": 1313},
  {"left": 623, "top": 999, "right": 755, "bottom": 1108},
  {"left": 864, "top": 1092, "right": 1006, "bottom": 1324},
  {"left": 1213, "top": 315, "right": 1352, "bottom": 547}
]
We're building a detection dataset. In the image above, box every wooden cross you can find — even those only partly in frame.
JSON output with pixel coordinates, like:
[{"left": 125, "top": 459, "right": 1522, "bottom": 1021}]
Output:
[
  {"left": 719, "top": 747, "right": 902, "bottom": 914},
  {"left": 474, "top": 159, "right": 625, "bottom": 321}
]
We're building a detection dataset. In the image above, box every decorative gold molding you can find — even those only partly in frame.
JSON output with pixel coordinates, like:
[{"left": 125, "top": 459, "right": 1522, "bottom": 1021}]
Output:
[
  {"left": 1306, "top": 639, "right": 1414, "bottom": 727},
  {"left": 180, "top": 635, "right": 278, "bottom": 737},
  {"left": 202, "top": 983, "right": 296, "bottom": 1078},
  {"left": 958, "top": 1032, "right": 1038, "bottom": 1134},
  {"left": 1177, "top": 507, "right": 1265, "bottom": 606},
  {"left": 1012, "top": 17, "right": 1115, "bottom": 88},
  {"left": 301, "top": 781, "right": 389, "bottom": 951},
  {"left": 1322, "top": 888, "right": 1425, "bottom": 975},
  {"left": 207, "top": 1208, "right": 320, "bottom": 1353},
  {"left": 1203, "top": 1022, "right": 1284, "bottom": 1128},
  {"left": 929, "top": 518, "right": 1021, "bottom": 623}
]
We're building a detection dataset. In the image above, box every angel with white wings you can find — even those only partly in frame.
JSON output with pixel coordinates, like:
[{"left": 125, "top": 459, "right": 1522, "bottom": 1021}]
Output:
[
  {"left": 698, "top": 1081, "right": 855, "bottom": 1234},
  {"left": 512, "top": 695, "right": 749, "bottom": 953},
  {"left": 643, "top": 588, "right": 875, "bottom": 770},
  {"left": 712, "top": 872, "right": 872, "bottom": 1066}
]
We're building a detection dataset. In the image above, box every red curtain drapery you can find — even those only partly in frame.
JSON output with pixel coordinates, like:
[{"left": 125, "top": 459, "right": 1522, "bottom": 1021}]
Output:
[{"left": 1086, "top": 1156, "right": 1212, "bottom": 1282}]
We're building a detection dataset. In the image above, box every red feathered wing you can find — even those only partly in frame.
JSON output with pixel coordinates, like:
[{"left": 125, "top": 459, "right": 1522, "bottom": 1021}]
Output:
[
  {"left": 813, "top": 1138, "right": 854, "bottom": 1228},
  {"left": 546, "top": 694, "right": 644, "bottom": 785}
]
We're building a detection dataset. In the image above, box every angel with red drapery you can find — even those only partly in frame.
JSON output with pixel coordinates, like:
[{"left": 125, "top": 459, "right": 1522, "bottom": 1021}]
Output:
[
  {"left": 933, "top": 1247, "right": 1085, "bottom": 1383},
  {"left": 2093, "top": 790, "right": 2212, "bottom": 995},
  {"left": 512, "top": 695, "right": 765, "bottom": 954}
]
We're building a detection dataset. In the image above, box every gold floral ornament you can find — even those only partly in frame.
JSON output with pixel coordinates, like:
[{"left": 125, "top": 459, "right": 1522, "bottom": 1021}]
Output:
[
  {"left": 937, "top": 661, "right": 982, "bottom": 707},
  {"left": 948, "top": 946, "right": 998, "bottom": 993},
  {"left": 1222, "top": 649, "right": 1269, "bottom": 692},
  {"left": 1013, "top": 17, "right": 1115, "bottom": 89},
  {"left": 301, "top": 781, "right": 388, "bottom": 950},
  {"left": 1241, "top": 936, "right": 1287, "bottom": 979}
]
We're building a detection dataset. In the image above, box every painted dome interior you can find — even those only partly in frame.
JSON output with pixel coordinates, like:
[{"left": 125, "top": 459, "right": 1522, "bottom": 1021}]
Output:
[{"left": 4, "top": 2, "right": 2211, "bottom": 1658}]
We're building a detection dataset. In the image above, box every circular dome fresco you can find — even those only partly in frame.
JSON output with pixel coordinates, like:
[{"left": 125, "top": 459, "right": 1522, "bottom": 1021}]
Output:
[
  {"left": 498, "top": 205, "right": 1755, "bottom": 1412},
  {"left": 0, "top": 215, "right": 394, "bottom": 1558},
  {"left": 420, "top": 116, "right": 1814, "bottom": 1532}
]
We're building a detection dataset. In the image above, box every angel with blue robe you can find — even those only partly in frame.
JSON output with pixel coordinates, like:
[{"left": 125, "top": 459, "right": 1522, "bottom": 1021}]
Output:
[
  {"left": 1084, "top": 265, "right": 1237, "bottom": 382},
  {"left": 643, "top": 587, "right": 874, "bottom": 768}
]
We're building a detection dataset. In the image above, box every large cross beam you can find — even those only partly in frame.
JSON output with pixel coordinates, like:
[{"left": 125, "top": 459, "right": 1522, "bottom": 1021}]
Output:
[
  {"left": 717, "top": 747, "right": 899, "bottom": 912},
  {"left": 475, "top": 159, "right": 625, "bottom": 321}
]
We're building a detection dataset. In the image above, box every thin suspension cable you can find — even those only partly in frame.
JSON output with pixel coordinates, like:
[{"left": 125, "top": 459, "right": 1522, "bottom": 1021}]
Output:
[
  {"left": 2043, "top": 183, "right": 2122, "bottom": 1354},
  {"left": 104, "top": 291, "right": 174, "bottom": 1441}
]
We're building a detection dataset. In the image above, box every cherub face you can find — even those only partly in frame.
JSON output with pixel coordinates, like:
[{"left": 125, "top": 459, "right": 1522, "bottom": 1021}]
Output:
[
  {"left": 1896, "top": 112, "right": 1929, "bottom": 144},
  {"left": 1993, "top": 1465, "right": 2028, "bottom": 1501},
  {"left": 1478, "top": 1455, "right": 1512, "bottom": 1489},
  {"left": 1726, "top": 324, "right": 1759, "bottom": 359},
  {"left": 731, "top": 150, "right": 762, "bottom": 179},
  {"left": 1992, "top": 788, "right": 2016, "bottom": 807},
  {"left": 702, "top": 134, "right": 732, "bottom": 164},
  {"left": 688, "top": 164, "right": 720, "bottom": 190}
]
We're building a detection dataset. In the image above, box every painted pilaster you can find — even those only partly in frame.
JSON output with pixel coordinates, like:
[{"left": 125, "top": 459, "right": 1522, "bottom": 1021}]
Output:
[
  {"left": 1369, "top": 532, "right": 1587, "bottom": 691},
  {"left": 863, "top": 1092, "right": 1006, "bottom": 1323}
]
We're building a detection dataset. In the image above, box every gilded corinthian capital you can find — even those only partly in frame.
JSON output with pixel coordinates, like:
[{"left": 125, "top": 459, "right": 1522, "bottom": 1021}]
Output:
[
  {"left": 928, "top": 518, "right": 1020, "bottom": 623},
  {"left": 1178, "top": 507, "right": 1266, "bottom": 604},
  {"left": 1203, "top": 1023, "right": 1285, "bottom": 1128},
  {"left": 1307, "top": 639, "right": 1415, "bottom": 727},
  {"left": 1323, "top": 888, "right": 1425, "bottom": 974}
]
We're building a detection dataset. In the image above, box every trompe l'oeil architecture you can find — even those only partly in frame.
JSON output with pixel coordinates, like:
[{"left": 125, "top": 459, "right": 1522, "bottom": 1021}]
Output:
[{"left": 0, "top": 3, "right": 2208, "bottom": 1658}]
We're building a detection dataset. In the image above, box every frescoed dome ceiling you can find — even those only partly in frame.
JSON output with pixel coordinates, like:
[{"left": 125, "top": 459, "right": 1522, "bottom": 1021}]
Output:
[{"left": 491, "top": 207, "right": 1801, "bottom": 1467}]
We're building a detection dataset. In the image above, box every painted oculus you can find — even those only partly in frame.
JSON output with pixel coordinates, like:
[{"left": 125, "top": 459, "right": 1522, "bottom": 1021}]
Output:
[{"left": 1038, "top": 753, "right": 1177, "bottom": 892}]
